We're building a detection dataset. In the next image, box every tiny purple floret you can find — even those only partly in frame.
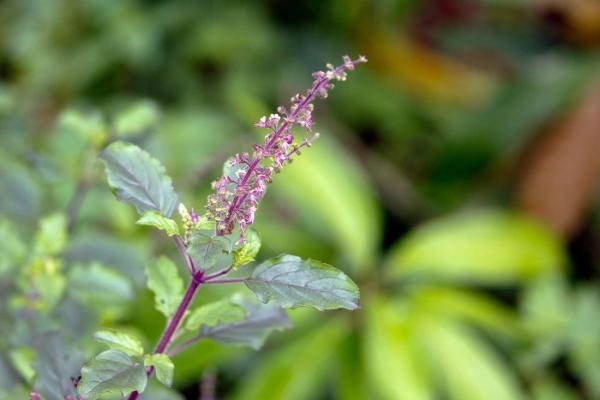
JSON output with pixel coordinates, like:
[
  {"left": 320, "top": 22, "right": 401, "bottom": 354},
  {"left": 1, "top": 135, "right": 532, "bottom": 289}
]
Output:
[{"left": 206, "top": 55, "right": 367, "bottom": 241}]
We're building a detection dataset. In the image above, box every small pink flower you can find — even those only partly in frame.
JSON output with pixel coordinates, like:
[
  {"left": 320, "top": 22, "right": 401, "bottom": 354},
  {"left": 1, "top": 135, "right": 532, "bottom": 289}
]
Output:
[{"left": 205, "top": 55, "right": 367, "bottom": 239}]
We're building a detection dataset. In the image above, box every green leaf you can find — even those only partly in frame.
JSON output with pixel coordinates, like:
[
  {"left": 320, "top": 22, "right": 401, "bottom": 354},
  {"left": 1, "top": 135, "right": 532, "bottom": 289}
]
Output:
[
  {"left": 114, "top": 101, "right": 160, "bottom": 138},
  {"left": 233, "top": 229, "right": 261, "bottom": 268},
  {"left": 364, "top": 298, "right": 433, "bottom": 400},
  {"left": 100, "top": 141, "right": 178, "bottom": 217},
  {"left": 94, "top": 330, "right": 144, "bottom": 357},
  {"left": 421, "top": 317, "right": 525, "bottom": 400},
  {"left": 185, "top": 299, "right": 245, "bottom": 331},
  {"left": 69, "top": 263, "right": 134, "bottom": 305},
  {"left": 0, "top": 386, "right": 29, "bottom": 399},
  {"left": 0, "top": 156, "right": 41, "bottom": 221},
  {"left": 233, "top": 317, "right": 346, "bottom": 400},
  {"left": 9, "top": 348, "right": 35, "bottom": 384},
  {"left": 33, "top": 332, "right": 84, "bottom": 400},
  {"left": 141, "top": 382, "right": 185, "bottom": 400},
  {"left": 197, "top": 294, "right": 291, "bottom": 350},
  {"left": 411, "top": 286, "right": 521, "bottom": 340},
  {"left": 0, "top": 356, "right": 20, "bottom": 391},
  {"left": 146, "top": 257, "right": 184, "bottom": 318},
  {"left": 78, "top": 350, "right": 147, "bottom": 400},
  {"left": 386, "top": 210, "right": 566, "bottom": 284},
  {"left": 187, "top": 229, "right": 236, "bottom": 274},
  {"left": 566, "top": 286, "right": 600, "bottom": 397},
  {"left": 335, "top": 334, "right": 368, "bottom": 400},
  {"left": 29, "top": 259, "right": 66, "bottom": 309},
  {"left": 59, "top": 109, "right": 107, "bottom": 148},
  {"left": 65, "top": 233, "right": 145, "bottom": 287},
  {"left": 144, "top": 354, "right": 174, "bottom": 387},
  {"left": 136, "top": 211, "right": 180, "bottom": 236},
  {"left": 519, "top": 275, "right": 569, "bottom": 372},
  {"left": 532, "top": 376, "right": 580, "bottom": 400},
  {"left": 246, "top": 255, "right": 360, "bottom": 311},
  {"left": 34, "top": 213, "right": 67, "bottom": 256},
  {"left": 0, "top": 219, "right": 26, "bottom": 277}
]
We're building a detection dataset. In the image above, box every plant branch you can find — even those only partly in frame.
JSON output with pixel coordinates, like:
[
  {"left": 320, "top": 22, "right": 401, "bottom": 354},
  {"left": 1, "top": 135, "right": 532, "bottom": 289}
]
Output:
[
  {"left": 167, "top": 306, "right": 254, "bottom": 356},
  {"left": 200, "top": 368, "right": 217, "bottom": 400},
  {"left": 203, "top": 265, "right": 234, "bottom": 281},
  {"left": 173, "top": 235, "right": 196, "bottom": 275},
  {"left": 202, "top": 277, "right": 246, "bottom": 285},
  {"left": 167, "top": 333, "right": 204, "bottom": 357},
  {"left": 127, "top": 263, "right": 204, "bottom": 399}
]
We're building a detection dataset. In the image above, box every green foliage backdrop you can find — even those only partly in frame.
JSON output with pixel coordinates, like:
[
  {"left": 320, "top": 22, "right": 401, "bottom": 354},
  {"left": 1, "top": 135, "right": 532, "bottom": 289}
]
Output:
[{"left": 2, "top": 0, "right": 600, "bottom": 399}]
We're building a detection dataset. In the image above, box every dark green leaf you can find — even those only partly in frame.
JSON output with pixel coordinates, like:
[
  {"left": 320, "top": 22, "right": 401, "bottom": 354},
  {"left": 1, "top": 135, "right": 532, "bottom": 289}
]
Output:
[
  {"left": 68, "top": 262, "right": 134, "bottom": 305},
  {"left": 197, "top": 294, "right": 291, "bottom": 350},
  {"left": 0, "top": 156, "right": 41, "bottom": 221},
  {"left": 78, "top": 350, "right": 147, "bottom": 400},
  {"left": 33, "top": 332, "right": 84, "bottom": 400},
  {"left": 65, "top": 233, "right": 145, "bottom": 287},
  {"left": 187, "top": 229, "right": 235, "bottom": 274},
  {"left": 246, "top": 255, "right": 360, "bottom": 311},
  {"left": 100, "top": 141, "right": 178, "bottom": 217}
]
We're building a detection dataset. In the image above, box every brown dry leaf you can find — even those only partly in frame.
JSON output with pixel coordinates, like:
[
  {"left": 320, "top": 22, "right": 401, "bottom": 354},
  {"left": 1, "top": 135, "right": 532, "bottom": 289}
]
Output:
[{"left": 516, "top": 81, "right": 600, "bottom": 237}]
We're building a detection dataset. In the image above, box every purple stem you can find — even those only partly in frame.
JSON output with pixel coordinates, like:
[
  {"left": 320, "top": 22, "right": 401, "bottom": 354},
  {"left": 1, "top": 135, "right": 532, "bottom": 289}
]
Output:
[
  {"left": 202, "top": 277, "right": 246, "bottom": 285},
  {"left": 167, "top": 334, "right": 201, "bottom": 357},
  {"left": 173, "top": 235, "right": 195, "bottom": 275},
  {"left": 203, "top": 265, "right": 234, "bottom": 281},
  {"left": 127, "top": 262, "right": 204, "bottom": 399}
]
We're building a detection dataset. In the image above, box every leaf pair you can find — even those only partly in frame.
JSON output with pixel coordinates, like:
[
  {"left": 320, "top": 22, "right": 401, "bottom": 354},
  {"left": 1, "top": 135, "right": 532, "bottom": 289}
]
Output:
[{"left": 78, "top": 330, "right": 174, "bottom": 399}]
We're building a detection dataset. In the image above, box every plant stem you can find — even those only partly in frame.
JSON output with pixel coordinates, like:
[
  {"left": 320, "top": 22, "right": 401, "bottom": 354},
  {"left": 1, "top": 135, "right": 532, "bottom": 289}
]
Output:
[
  {"left": 173, "top": 234, "right": 195, "bottom": 274},
  {"left": 200, "top": 368, "right": 217, "bottom": 400},
  {"left": 202, "top": 277, "right": 246, "bottom": 285},
  {"left": 167, "top": 334, "right": 202, "bottom": 357},
  {"left": 203, "top": 265, "right": 233, "bottom": 281},
  {"left": 127, "top": 269, "right": 204, "bottom": 400}
]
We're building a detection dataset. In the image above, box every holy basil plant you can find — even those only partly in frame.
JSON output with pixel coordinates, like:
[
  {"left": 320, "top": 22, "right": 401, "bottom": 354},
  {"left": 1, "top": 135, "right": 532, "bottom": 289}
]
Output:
[{"left": 70, "top": 56, "right": 365, "bottom": 400}]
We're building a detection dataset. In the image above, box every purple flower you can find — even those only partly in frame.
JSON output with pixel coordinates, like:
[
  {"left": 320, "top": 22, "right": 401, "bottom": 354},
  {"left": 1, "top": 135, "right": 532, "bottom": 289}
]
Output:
[
  {"left": 206, "top": 55, "right": 367, "bottom": 241},
  {"left": 190, "top": 209, "right": 199, "bottom": 224}
]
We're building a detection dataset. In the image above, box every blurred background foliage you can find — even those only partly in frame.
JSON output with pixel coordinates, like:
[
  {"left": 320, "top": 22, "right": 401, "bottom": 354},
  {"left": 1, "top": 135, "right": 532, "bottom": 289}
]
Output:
[{"left": 2, "top": 0, "right": 600, "bottom": 399}]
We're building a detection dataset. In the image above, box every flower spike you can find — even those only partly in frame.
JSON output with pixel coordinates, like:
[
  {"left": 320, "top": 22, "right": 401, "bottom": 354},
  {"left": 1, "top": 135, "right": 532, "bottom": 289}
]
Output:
[{"left": 206, "top": 55, "right": 367, "bottom": 240}]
